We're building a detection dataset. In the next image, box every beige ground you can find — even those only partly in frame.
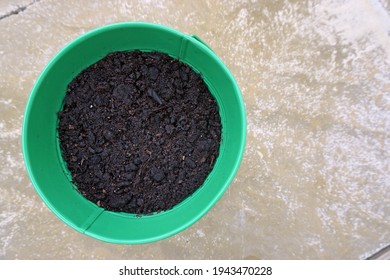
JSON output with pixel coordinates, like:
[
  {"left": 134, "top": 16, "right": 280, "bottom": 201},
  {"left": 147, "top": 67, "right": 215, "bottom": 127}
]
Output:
[{"left": 0, "top": 0, "right": 389, "bottom": 259}]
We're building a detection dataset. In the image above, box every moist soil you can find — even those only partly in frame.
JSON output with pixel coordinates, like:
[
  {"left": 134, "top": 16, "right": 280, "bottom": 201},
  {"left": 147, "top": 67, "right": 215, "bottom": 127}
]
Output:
[{"left": 58, "top": 51, "right": 222, "bottom": 215}]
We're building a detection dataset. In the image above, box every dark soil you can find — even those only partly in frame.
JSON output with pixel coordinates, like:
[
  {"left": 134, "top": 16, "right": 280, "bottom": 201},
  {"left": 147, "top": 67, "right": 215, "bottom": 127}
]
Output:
[{"left": 58, "top": 51, "right": 222, "bottom": 214}]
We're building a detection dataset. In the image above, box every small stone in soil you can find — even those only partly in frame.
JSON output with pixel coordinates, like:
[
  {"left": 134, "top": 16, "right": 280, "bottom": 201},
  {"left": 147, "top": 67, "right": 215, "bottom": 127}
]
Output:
[
  {"left": 109, "top": 196, "right": 129, "bottom": 208},
  {"left": 165, "top": 125, "right": 175, "bottom": 134},
  {"left": 185, "top": 157, "right": 197, "bottom": 168},
  {"left": 149, "top": 67, "right": 159, "bottom": 80},
  {"left": 147, "top": 88, "right": 163, "bottom": 105},
  {"left": 90, "top": 155, "right": 101, "bottom": 164},
  {"left": 151, "top": 167, "right": 165, "bottom": 182},
  {"left": 125, "top": 162, "right": 138, "bottom": 172},
  {"left": 133, "top": 156, "right": 142, "bottom": 165},
  {"left": 137, "top": 198, "right": 144, "bottom": 206},
  {"left": 103, "top": 130, "right": 113, "bottom": 141}
]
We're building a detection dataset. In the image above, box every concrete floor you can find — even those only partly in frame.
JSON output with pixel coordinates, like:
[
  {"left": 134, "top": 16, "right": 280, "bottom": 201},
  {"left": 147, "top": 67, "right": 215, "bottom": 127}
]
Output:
[{"left": 0, "top": 0, "right": 389, "bottom": 259}]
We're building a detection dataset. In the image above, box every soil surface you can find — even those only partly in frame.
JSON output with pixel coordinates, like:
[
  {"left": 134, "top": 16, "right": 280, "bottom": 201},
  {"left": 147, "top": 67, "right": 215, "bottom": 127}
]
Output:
[{"left": 58, "top": 51, "right": 222, "bottom": 214}]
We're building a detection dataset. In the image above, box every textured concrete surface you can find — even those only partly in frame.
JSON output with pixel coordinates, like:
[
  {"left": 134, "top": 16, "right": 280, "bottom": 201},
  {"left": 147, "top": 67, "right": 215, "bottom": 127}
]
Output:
[{"left": 0, "top": 0, "right": 389, "bottom": 259}]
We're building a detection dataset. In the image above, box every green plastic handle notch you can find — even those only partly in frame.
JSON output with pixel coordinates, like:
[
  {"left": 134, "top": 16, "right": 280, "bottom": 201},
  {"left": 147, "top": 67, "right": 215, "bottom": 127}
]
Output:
[{"left": 190, "top": 34, "right": 214, "bottom": 52}]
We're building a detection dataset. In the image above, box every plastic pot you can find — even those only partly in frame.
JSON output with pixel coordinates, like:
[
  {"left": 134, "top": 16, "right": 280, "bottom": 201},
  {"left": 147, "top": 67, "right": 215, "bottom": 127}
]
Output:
[{"left": 22, "top": 22, "right": 246, "bottom": 244}]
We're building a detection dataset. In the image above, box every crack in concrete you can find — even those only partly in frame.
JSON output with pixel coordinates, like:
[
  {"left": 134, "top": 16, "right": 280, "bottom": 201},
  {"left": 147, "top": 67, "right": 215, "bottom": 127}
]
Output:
[{"left": 0, "top": 0, "right": 40, "bottom": 21}]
